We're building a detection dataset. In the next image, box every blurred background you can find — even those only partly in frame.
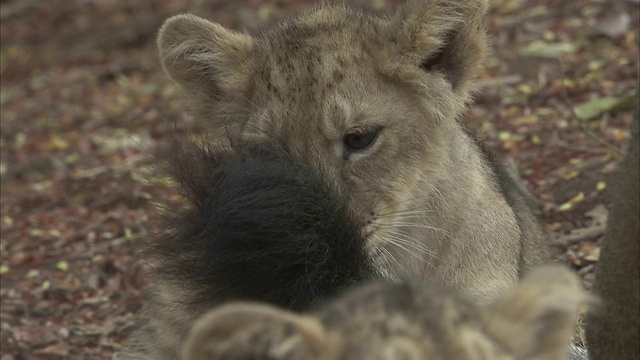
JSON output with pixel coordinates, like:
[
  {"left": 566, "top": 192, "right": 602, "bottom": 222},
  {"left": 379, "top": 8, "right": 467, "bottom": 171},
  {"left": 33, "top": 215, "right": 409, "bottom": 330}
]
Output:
[{"left": 0, "top": 0, "right": 638, "bottom": 358}]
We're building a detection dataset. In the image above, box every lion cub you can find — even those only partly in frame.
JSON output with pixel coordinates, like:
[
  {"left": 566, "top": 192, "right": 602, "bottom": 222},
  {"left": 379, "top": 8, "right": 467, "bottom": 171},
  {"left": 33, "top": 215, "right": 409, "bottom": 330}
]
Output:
[
  {"left": 183, "top": 265, "right": 590, "bottom": 360},
  {"left": 156, "top": 0, "right": 549, "bottom": 300}
]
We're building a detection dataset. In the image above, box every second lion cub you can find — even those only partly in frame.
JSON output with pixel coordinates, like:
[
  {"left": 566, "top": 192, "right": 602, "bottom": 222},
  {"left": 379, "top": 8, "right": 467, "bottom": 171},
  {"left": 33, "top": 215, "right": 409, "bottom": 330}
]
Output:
[{"left": 183, "top": 265, "right": 589, "bottom": 360}]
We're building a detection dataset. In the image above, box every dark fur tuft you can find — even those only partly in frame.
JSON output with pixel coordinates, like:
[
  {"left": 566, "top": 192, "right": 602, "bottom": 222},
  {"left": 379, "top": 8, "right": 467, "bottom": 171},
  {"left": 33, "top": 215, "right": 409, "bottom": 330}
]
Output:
[{"left": 149, "top": 139, "right": 374, "bottom": 311}]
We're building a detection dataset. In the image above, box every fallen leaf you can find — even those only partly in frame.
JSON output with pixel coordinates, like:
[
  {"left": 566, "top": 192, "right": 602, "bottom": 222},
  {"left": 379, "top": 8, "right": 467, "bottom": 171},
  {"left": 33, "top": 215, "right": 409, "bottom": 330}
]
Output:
[
  {"left": 568, "top": 192, "right": 585, "bottom": 204},
  {"left": 517, "top": 41, "right": 578, "bottom": 58},
  {"left": 560, "top": 169, "right": 579, "bottom": 180},
  {"left": 558, "top": 202, "right": 573, "bottom": 211},
  {"left": 574, "top": 96, "right": 634, "bottom": 120},
  {"left": 584, "top": 247, "right": 600, "bottom": 262},
  {"left": 531, "top": 134, "right": 541, "bottom": 144},
  {"left": 56, "top": 261, "right": 69, "bottom": 272},
  {"left": 557, "top": 191, "right": 584, "bottom": 211},
  {"left": 51, "top": 134, "right": 70, "bottom": 150}
]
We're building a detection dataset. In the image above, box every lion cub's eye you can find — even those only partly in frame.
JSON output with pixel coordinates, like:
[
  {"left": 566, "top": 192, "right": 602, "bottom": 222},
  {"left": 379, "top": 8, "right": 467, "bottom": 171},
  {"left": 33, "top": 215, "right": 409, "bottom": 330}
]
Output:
[{"left": 344, "top": 127, "right": 380, "bottom": 152}]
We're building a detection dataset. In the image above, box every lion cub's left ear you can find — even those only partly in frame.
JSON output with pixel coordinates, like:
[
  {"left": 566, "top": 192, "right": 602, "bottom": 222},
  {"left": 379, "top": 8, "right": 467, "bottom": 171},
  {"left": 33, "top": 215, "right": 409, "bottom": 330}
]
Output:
[
  {"left": 388, "top": 0, "right": 489, "bottom": 96},
  {"left": 182, "top": 303, "right": 336, "bottom": 360}
]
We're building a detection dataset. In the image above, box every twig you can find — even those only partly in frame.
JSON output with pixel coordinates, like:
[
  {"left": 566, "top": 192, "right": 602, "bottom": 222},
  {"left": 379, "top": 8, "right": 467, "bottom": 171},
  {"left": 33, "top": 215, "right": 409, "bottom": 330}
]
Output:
[{"left": 551, "top": 224, "right": 606, "bottom": 247}]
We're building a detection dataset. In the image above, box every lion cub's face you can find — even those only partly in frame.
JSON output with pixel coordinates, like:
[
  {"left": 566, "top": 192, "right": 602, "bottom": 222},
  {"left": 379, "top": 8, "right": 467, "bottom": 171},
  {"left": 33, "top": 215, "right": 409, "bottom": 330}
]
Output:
[
  {"left": 157, "top": 1, "right": 488, "bottom": 258},
  {"left": 182, "top": 265, "right": 592, "bottom": 360}
]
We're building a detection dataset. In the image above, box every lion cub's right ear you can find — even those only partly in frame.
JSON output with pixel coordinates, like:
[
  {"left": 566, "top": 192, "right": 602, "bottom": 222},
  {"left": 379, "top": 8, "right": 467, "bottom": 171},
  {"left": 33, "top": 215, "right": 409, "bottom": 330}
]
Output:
[
  {"left": 182, "top": 303, "right": 336, "bottom": 360},
  {"left": 387, "top": 0, "right": 489, "bottom": 96},
  {"left": 157, "top": 14, "right": 254, "bottom": 102}
]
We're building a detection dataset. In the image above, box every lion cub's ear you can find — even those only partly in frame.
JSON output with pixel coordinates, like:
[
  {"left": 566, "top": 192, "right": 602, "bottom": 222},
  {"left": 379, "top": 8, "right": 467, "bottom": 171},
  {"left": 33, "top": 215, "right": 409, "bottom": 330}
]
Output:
[
  {"left": 388, "top": 0, "right": 489, "bottom": 95},
  {"left": 482, "top": 265, "right": 595, "bottom": 360},
  {"left": 182, "top": 303, "right": 335, "bottom": 360},
  {"left": 157, "top": 14, "right": 253, "bottom": 102}
]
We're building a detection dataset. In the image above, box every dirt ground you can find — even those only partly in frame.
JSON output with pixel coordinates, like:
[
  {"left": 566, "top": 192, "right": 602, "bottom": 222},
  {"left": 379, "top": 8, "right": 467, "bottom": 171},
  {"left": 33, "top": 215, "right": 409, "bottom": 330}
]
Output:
[{"left": 0, "top": 0, "right": 638, "bottom": 358}]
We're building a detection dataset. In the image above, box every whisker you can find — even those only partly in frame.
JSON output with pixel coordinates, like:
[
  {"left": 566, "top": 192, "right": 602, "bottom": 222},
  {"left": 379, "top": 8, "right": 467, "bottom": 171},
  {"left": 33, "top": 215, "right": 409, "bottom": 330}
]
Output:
[
  {"left": 372, "top": 235, "right": 405, "bottom": 279},
  {"left": 373, "top": 196, "right": 432, "bottom": 215},
  {"left": 386, "top": 237, "right": 435, "bottom": 260},
  {"left": 381, "top": 238, "right": 418, "bottom": 268},
  {"left": 384, "top": 231, "right": 453, "bottom": 271},
  {"left": 376, "top": 222, "right": 450, "bottom": 235},
  {"left": 385, "top": 234, "right": 434, "bottom": 255},
  {"left": 375, "top": 209, "right": 431, "bottom": 218},
  {"left": 377, "top": 249, "right": 401, "bottom": 281}
]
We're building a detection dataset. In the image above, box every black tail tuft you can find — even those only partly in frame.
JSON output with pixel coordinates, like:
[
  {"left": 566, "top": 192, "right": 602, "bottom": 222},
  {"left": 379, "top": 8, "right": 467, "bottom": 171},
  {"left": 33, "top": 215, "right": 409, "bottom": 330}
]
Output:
[{"left": 149, "top": 139, "right": 374, "bottom": 311}]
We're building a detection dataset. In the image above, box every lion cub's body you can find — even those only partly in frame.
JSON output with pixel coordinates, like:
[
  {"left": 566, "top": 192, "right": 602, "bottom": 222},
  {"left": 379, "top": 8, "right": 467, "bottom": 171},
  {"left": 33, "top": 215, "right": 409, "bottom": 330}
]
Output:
[
  {"left": 183, "top": 265, "right": 590, "bottom": 360},
  {"left": 120, "top": 0, "right": 552, "bottom": 358}
]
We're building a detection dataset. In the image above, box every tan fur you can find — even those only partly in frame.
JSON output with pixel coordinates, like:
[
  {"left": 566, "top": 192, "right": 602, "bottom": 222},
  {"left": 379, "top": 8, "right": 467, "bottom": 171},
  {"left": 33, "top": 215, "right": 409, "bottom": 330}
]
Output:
[
  {"left": 182, "top": 265, "right": 592, "bottom": 360},
  {"left": 120, "top": 1, "right": 553, "bottom": 358}
]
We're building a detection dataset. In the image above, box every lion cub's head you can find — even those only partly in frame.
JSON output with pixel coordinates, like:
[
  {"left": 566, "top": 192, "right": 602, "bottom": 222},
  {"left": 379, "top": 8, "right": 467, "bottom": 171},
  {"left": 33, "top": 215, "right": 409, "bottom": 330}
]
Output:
[
  {"left": 182, "top": 265, "right": 592, "bottom": 360},
  {"left": 158, "top": 0, "right": 489, "bottom": 269}
]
